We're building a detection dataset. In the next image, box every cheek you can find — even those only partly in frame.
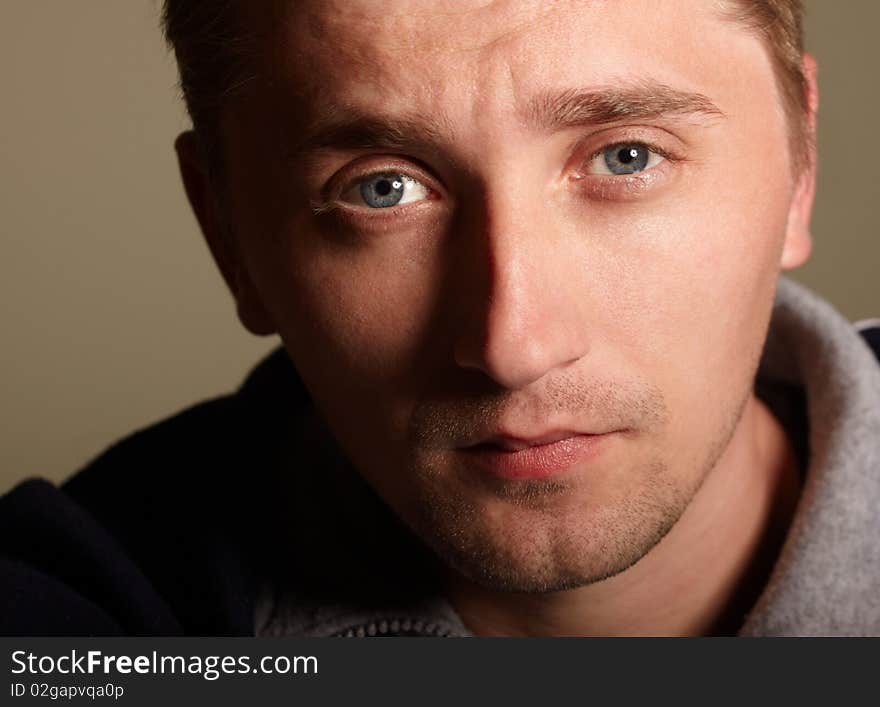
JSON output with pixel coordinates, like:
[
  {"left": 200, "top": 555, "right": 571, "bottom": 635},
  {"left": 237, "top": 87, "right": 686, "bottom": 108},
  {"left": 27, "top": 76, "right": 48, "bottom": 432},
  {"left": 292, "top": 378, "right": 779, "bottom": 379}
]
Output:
[
  {"left": 676, "top": 151, "right": 790, "bottom": 376},
  {"left": 612, "top": 166, "right": 791, "bottom": 460},
  {"left": 265, "top": 223, "right": 442, "bottom": 399}
]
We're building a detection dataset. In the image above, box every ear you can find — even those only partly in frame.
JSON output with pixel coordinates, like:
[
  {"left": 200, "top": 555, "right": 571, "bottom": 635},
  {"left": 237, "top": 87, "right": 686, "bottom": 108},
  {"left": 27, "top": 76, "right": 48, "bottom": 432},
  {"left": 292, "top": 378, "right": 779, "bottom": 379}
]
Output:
[
  {"left": 174, "top": 131, "right": 277, "bottom": 336},
  {"left": 780, "top": 53, "right": 819, "bottom": 271}
]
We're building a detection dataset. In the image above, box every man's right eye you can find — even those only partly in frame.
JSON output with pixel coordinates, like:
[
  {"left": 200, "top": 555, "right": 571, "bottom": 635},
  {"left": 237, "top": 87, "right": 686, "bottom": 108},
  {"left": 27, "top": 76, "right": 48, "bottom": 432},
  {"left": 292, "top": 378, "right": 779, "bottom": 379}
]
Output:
[{"left": 340, "top": 172, "right": 431, "bottom": 208}]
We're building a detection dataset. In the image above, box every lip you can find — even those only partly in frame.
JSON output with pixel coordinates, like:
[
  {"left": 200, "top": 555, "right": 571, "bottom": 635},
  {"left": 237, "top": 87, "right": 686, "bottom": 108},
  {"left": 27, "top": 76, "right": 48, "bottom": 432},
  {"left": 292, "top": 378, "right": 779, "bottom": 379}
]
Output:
[{"left": 459, "top": 432, "right": 613, "bottom": 481}]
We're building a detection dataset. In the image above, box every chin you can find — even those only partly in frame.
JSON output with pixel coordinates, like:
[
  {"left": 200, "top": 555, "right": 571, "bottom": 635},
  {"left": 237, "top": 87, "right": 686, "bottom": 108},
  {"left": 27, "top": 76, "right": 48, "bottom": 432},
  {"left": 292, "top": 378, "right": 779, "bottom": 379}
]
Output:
[{"left": 408, "top": 457, "right": 690, "bottom": 594}]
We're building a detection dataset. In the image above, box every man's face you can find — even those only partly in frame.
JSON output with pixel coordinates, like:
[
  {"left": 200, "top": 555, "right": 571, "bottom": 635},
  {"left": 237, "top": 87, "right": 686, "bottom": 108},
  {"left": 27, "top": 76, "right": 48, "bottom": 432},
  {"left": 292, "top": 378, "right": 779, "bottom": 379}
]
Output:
[{"left": 209, "top": 0, "right": 812, "bottom": 591}]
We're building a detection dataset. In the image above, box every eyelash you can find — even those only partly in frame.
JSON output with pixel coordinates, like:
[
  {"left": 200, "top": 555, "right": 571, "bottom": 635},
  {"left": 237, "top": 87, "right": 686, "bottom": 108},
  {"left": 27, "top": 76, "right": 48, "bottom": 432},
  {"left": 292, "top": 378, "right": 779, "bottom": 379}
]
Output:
[{"left": 315, "top": 137, "right": 678, "bottom": 217}]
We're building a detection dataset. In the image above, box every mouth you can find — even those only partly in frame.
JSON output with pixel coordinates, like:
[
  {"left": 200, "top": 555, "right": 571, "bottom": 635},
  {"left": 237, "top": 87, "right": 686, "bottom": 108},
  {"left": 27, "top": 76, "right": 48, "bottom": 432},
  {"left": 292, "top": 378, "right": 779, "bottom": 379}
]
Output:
[{"left": 459, "top": 432, "right": 614, "bottom": 481}]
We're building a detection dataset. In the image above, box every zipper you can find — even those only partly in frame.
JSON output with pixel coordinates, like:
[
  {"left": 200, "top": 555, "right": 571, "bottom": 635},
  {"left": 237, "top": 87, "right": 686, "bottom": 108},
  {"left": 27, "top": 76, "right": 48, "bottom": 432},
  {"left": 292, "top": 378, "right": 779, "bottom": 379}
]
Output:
[{"left": 333, "top": 617, "right": 454, "bottom": 638}]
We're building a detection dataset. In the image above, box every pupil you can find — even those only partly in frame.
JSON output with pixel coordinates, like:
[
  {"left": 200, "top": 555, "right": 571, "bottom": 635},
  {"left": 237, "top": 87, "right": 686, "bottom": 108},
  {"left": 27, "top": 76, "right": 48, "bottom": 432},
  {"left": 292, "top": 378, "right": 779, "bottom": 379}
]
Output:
[
  {"left": 618, "top": 147, "right": 639, "bottom": 164},
  {"left": 375, "top": 179, "right": 392, "bottom": 196}
]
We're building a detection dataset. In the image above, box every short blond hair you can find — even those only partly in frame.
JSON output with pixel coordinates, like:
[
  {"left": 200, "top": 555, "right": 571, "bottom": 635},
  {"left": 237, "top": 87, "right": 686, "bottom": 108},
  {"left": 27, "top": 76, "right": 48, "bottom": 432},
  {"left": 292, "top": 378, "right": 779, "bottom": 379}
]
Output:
[{"left": 719, "top": 0, "right": 811, "bottom": 170}]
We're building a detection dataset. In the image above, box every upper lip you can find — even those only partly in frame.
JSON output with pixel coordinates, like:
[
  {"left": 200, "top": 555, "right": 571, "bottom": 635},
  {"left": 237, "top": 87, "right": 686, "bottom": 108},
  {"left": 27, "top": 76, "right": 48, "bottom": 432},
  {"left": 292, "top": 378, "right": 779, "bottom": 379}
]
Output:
[{"left": 465, "top": 429, "right": 602, "bottom": 452}]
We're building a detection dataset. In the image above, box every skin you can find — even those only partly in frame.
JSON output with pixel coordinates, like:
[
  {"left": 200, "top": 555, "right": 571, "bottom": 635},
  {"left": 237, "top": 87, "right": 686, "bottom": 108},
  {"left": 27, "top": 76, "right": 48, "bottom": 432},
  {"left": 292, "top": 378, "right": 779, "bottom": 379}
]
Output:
[{"left": 176, "top": 0, "right": 818, "bottom": 636}]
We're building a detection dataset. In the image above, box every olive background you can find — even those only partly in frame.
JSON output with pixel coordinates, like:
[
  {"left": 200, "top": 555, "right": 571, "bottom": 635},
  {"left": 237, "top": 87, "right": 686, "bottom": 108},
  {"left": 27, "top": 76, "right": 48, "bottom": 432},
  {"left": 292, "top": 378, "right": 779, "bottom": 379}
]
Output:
[{"left": 1, "top": 1, "right": 877, "bottom": 492}]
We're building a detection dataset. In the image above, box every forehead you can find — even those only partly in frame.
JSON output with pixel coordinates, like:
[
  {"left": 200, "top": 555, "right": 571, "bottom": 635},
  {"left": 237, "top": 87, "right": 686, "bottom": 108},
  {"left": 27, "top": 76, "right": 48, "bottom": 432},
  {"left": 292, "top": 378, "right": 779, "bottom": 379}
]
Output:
[
  {"left": 271, "top": 1, "right": 768, "bottom": 95},
  {"left": 237, "top": 0, "right": 781, "bottom": 162}
]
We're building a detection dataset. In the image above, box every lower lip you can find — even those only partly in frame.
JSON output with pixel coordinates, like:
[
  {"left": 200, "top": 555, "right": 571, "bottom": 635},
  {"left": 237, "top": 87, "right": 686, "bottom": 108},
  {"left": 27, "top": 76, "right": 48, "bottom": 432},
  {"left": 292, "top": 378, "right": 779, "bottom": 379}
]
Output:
[{"left": 460, "top": 434, "right": 612, "bottom": 481}]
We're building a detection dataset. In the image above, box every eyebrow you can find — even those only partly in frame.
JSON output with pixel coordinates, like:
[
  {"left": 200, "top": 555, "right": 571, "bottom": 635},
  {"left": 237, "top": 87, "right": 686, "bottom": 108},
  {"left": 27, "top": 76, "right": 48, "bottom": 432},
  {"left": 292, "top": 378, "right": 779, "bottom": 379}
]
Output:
[
  {"left": 288, "top": 107, "right": 451, "bottom": 157},
  {"left": 523, "top": 80, "right": 725, "bottom": 131},
  {"left": 290, "top": 80, "right": 724, "bottom": 156}
]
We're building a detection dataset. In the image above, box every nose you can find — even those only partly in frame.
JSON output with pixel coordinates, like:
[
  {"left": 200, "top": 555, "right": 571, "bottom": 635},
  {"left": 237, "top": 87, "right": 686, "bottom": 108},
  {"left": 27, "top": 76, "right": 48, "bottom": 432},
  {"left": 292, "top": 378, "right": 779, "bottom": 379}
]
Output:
[{"left": 451, "top": 192, "right": 590, "bottom": 391}]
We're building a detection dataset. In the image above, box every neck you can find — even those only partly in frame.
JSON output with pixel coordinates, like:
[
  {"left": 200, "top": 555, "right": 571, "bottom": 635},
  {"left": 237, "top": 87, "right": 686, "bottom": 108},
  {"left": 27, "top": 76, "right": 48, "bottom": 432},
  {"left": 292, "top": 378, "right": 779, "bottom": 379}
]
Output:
[{"left": 448, "top": 391, "right": 802, "bottom": 636}]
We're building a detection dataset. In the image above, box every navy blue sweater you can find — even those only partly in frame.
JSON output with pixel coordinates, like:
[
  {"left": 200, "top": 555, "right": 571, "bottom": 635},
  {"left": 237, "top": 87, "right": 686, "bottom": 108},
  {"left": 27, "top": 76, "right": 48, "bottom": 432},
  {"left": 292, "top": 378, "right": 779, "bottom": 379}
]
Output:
[{"left": 0, "top": 347, "right": 307, "bottom": 635}]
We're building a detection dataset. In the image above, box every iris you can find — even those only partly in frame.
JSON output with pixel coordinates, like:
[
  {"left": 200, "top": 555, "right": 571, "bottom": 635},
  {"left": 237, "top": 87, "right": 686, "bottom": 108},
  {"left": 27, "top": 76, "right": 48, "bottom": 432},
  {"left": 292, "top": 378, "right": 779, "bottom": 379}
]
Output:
[
  {"left": 602, "top": 144, "right": 651, "bottom": 175},
  {"left": 360, "top": 174, "right": 406, "bottom": 208}
]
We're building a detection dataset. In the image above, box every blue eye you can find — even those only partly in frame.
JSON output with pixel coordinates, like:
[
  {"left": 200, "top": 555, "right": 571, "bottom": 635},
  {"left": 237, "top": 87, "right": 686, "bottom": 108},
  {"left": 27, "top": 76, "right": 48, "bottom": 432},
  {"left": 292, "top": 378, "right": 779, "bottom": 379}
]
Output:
[
  {"left": 342, "top": 172, "right": 430, "bottom": 208},
  {"left": 586, "top": 143, "right": 664, "bottom": 176},
  {"left": 360, "top": 174, "right": 405, "bottom": 207}
]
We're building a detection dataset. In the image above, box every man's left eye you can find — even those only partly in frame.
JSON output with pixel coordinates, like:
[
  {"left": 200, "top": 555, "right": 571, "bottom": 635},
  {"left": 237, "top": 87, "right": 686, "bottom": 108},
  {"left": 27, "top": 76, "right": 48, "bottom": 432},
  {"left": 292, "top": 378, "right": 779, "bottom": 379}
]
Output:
[
  {"left": 340, "top": 172, "right": 431, "bottom": 208},
  {"left": 585, "top": 143, "right": 665, "bottom": 176}
]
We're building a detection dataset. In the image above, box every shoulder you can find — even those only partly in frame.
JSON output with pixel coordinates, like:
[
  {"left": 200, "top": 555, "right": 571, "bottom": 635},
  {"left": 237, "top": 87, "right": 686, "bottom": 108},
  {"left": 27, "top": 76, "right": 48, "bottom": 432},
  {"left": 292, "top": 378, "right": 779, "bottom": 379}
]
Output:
[
  {"left": 856, "top": 319, "right": 880, "bottom": 363},
  {"left": 0, "top": 396, "right": 252, "bottom": 635},
  {"left": 0, "top": 347, "right": 301, "bottom": 635}
]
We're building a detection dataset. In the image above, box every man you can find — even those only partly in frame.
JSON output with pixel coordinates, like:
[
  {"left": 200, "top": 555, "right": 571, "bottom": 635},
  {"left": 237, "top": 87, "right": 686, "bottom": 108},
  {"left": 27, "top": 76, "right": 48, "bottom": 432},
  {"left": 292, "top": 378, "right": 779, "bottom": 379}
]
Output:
[{"left": 1, "top": 0, "right": 879, "bottom": 637}]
